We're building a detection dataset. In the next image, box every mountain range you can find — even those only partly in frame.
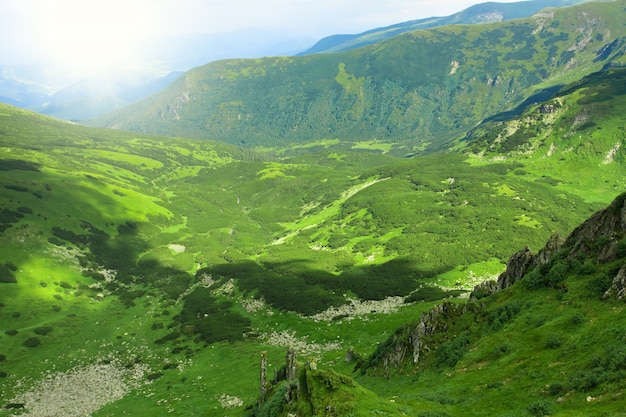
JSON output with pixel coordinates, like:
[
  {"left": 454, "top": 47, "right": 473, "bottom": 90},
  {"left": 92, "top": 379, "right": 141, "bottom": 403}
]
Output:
[
  {"left": 299, "top": 0, "right": 590, "bottom": 55},
  {"left": 0, "top": 1, "right": 625, "bottom": 416},
  {"left": 0, "top": 0, "right": 599, "bottom": 123},
  {"left": 90, "top": 0, "right": 626, "bottom": 156}
]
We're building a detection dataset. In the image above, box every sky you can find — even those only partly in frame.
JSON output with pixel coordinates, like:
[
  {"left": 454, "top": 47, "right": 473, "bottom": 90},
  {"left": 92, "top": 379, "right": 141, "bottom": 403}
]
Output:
[{"left": 0, "top": 0, "right": 521, "bottom": 78}]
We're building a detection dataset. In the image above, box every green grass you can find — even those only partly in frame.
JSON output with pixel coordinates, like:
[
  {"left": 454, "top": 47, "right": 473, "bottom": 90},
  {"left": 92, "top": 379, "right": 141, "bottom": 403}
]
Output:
[{"left": 1, "top": 27, "right": 626, "bottom": 415}]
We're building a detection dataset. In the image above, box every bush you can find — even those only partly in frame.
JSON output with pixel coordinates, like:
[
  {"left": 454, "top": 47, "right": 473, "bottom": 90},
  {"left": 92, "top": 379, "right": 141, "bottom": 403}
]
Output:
[
  {"left": 487, "top": 300, "right": 522, "bottom": 331},
  {"left": 33, "top": 326, "right": 53, "bottom": 336},
  {"left": 568, "top": 344, "right": 626, "bottom": 391},
  {"left": 546, "top": 260, "right": 568, "bottom": 288},
  {"left": 545, "top": 334, "right": 562, "bottom": 349},
  {"left": 492, "top": 343, "right": 511, "bottom": 358},
  {"left": 586, "top": 272, "right": 613, "bottom": 298},
  {"left": 418, "top": 412, "right": 452, "bottom": 417},
  {"left": 173, "top": 287, "right": 251, "bottom": 344},
  {"left": 571, "top": 312, "right": 585, "bottom": 325},
  {"left": 527, "top": 400, "right": 553, "bottom": 416},
  {"left": 523, "top": 268, "right": 547, "bottom": 290},
  {"left": 22, "top": 337, "right": 41, "bottom": 348},
  {"left": 616, "top": 238, "right": 626, "bottom": 258},
  {"left": 434, "top": 332, "right": 471, "bottom": 368},
  {"left": 0, "top": 262, "right": 17, "bottom": 283},
  {"left": 59, "top": 281, "right": 73, "bottom": 289},
  {"left": 548, "top": 382, "right": 564, "bottom": 396}
]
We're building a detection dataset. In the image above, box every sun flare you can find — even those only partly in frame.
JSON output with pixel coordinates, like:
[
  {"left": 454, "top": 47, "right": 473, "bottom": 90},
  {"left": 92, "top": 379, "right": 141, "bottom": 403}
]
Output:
[{"left": 35, "top": 0, "right": 155, "bottom": 78}]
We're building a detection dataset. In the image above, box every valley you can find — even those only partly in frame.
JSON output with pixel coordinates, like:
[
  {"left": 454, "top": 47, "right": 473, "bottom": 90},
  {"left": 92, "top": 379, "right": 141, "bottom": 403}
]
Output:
[{"left": 1, "top": 1, "right": 625, "bottom": 416}]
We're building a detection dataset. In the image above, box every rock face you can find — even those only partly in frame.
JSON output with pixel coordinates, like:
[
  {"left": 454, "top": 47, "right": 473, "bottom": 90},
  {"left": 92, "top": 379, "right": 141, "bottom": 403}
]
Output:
[
  {"left": 363, "top": 302, "right": 478, "bottom": 374},
  {"left": 492, "top": 193, "right": 626, "bottom": 293},
  {"left": 603, "top": 264, "right": 626, "bottom": 300},
  {"left": 563, "top": 193, "right": 626, "bottom": 263}
]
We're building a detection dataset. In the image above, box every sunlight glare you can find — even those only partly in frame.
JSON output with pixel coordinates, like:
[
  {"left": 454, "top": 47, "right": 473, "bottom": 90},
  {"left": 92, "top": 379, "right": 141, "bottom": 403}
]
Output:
[{"left": 36, "top": 0, "right": 155, "bottom": 78}]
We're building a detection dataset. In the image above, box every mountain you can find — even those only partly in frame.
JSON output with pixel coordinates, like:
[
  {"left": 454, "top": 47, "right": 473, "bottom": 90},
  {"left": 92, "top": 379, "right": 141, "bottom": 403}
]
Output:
[
  {"left": 0, "top": 28, "right": 314, "bottom": 122},
  {"left": 0, "top": 64, "right": 57, "bottom": 108},
  {"left": 33, "top": 72, "right": 183, "bottom": 122},
  {"left": 0, "top": 48, "right": 624, "bottom": 413},
  {"left": 90, "top": 0, "right": 626, "bottom": 155},
  {"left": 300, "top": 0, "right": 590, "bottom": 55},
  {"left": 1, "top": 2, "right": 626, "bottom": 416}
]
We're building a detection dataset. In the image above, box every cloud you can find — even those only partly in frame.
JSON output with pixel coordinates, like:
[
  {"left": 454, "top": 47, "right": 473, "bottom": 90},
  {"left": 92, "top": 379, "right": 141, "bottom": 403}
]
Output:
[{"left": 0, "top": 0, "right": 521, "bottom": 68}]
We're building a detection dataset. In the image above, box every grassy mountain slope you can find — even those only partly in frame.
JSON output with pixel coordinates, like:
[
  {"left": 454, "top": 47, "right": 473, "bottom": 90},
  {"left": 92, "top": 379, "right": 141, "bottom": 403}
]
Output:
[
  {"left": 300, "top": 0, "right": 589, "bottom": 55},
  {"left": 362, "top": 192, "right": 626, "bottom": 417},
  {"left": 91, "top": 0, "right": 626, "bottom": 155},
  {"left": 1, "top": 28, "right": 626, "bottom": 416},
  {"left": 460, "top": 66, "right": 626, "bottom": 203},
  {"left": 0, "top": 61, "right": 624, "bottom": 415}
]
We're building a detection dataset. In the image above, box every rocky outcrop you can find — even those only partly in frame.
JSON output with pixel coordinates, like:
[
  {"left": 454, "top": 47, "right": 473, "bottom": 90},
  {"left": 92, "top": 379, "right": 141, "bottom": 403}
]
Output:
[
  {"left": 489, "top": 193, "right": 626, "bottom": 294},
  {"left": 603, "top": 264, "right": 626, "bottom": 300},
  {"left": 496, "top": 246, "right": 537, "bottom": 291},
  {"left": 494, "top": 232, "right": 566, "bottom": 292},
  {"left": 562, "top": 193, "right": 626, "bottom": 263},
  {"left": 362, "top": 302, "right": 478, "bottom": 374}
]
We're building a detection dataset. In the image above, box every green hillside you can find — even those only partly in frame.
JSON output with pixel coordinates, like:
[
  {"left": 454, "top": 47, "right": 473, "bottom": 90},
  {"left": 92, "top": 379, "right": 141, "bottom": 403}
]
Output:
[
  {"left": 91, "top": 1, "right": 626, "bottom": 155},
  {"left": 300, "top": 0, "right": 589, "bottom": 55},
  {"left": 0, "top": 57, "right": 624, "bottom": 415},
  {"left": 460, "top": 66, "right": 626, "bottom": 203},
  {"left": 247, "top": 192, "right": 626, "bottom": 417},
  {"left": 1, "top": 2, "right": 626, "bottom": 416}
]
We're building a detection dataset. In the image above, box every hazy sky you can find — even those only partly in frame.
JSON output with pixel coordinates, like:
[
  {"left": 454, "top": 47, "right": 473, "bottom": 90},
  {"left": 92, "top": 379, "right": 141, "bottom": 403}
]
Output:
[{"left": 0, "top": 0, "right": 521, "bottom": 76}]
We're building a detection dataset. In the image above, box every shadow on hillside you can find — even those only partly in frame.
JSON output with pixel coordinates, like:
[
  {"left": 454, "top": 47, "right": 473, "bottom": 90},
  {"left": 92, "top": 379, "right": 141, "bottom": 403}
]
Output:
[
  {"left": 483, "top": 84, "right": 564, "bottom": 123},
  {"left": 198, "top": 258, "right": 454, "bottom": 316}
]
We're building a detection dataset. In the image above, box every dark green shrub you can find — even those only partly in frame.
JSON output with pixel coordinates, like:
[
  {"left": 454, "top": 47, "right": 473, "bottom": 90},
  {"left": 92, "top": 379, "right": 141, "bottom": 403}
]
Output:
[
  {"left": 548, "top": 382, "right": 564, "bottom": 396},
  {"left": 487, "top": 300, "right": 522, "bottom": 331},
  {"left": 523, "top": 268, "right": 547, "bottom": 290},
  {"left": 5, "top": 330, "right": 18, "bottom": 336},
  {"left": 527, "top": 399, "right": 553, "bottom": 416},
  {"left": 154, "top": 332, "right": 181, "bottom": 345},
  {"left": 545, "top": 334, "right": 562, "bottom": 349},
  {"left": 571, "top": 312, "right": 585, "bottom": 325},
  {"left": 0, "top": 262, "right": 17, "bottom": 283},
  {"left": 434, "top": 331, "right": 471, "bottom": 368},
  {"left": 33, "top": 326, "right": 53, "bottom": 336},
  {"left": 146, "top": 372, "right": 164, "bottom": 381},
  {"left": 418, "top": 412, "right": 452, "bottom": 417},
  {"left": 174, "top": 287, "right": 251, "bottom": 344},
  {"left": 546, "top": 260, "right": 568, "bottom": 288},
  {"left": 586, "top": 272, "right": 613, "bottom": 298},
  {"left": 492, "top": 343, "right": 511, "bottom": 358},
  {"left": 568, "top": 344, "right": 626, "bottom": 391},
  {"left": 117, "top": 289, "right": 146, "bottom": 308},
  {"left": 22, "top": 337, "right": 41, "bottom": 348},
  {"left": 616, "top": 238, "right": 626, "bottom": 258}
]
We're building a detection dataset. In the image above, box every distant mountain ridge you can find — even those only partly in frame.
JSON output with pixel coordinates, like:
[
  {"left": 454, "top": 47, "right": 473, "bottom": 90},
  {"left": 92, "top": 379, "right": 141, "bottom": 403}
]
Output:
[
  {"left": 299, "top": 0, "right": 591, "bottom": 55},
  {"left": 91, "top": 0, "right": 626, "bottom": 155},
  {"left": 0, "top": 29, "right": 314, "bottom": 122}
]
